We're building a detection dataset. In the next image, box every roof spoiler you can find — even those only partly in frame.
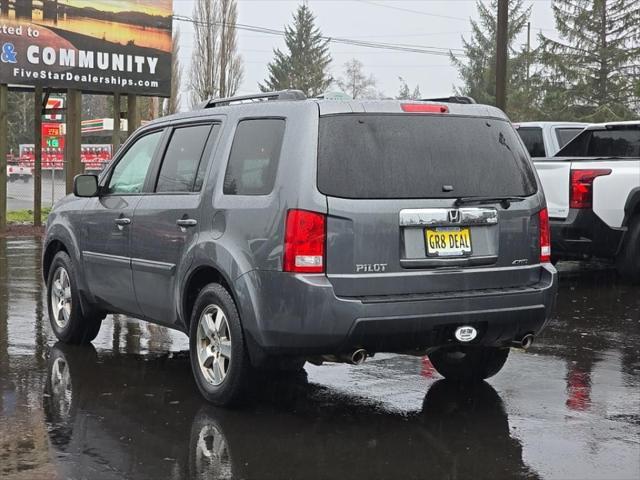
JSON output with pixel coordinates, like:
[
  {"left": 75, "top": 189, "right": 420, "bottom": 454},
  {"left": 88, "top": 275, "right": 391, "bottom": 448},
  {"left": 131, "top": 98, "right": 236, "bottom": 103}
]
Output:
[
  {"left": 199, "top": 90, "right": 307, "bottom": 109},
  {"left": 421, "top": 96, "right": 476, "bottom": 105}
]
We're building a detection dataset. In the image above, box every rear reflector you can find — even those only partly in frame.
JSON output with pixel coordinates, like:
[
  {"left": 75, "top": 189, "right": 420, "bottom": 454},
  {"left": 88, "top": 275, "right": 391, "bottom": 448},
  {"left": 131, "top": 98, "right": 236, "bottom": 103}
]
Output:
[
  {"left": 401, "top": 103, "right": 449, "bottom": 113},
  {"left": 570, "top": 169, "right": 611, "bottom": 209},
  {"left": 539, "top": 208, "right": 551, "bottom": 263},
  {"left": 283, "top": 210, "right": 326, "bottom": 273}
]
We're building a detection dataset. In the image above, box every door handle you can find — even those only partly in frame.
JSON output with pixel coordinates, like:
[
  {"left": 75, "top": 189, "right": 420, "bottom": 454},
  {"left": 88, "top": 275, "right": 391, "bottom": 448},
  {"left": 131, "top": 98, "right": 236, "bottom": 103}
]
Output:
[
  {"left": 177, "top": 219, "right": 198, "bottom": 228},
  {"left": 114, "top": 217, "right": 131, "bottom": 226}
]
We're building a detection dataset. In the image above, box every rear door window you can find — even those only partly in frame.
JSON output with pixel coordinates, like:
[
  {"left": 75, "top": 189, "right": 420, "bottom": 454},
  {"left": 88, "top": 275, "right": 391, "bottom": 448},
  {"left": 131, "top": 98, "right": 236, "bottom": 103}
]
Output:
[
  {"left": 156, "top": 124, "right": 219, "bottom": 193},
  {"left": 223, "top": 119, "right": 285, "bottom": 195},
  {"left": 516, "top": 127, "right": 546, "bottom": 157},
  {"left": 318, "top": 114, "right": 537, "bottom": 199}
]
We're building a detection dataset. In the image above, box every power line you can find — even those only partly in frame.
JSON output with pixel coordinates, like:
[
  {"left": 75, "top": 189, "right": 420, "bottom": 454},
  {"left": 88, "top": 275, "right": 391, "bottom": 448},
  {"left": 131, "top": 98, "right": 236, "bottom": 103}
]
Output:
[
  {"left": 355, "top": 0, "right": 470, "bottom": 22},
  {"left": 173, "top": 15, "right": 466, "bottom": 57}
]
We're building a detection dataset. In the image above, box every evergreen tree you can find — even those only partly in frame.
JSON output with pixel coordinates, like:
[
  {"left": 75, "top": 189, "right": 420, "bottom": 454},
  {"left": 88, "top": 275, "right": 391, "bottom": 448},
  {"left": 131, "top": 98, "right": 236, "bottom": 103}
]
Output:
[
  {"left": 451, "top": 0, "right": 533, "bottom": 118},
  {"left": 259, "top": 4, "right": 332, "bottom": 97},
  {"left": 539, "top": 0, "right": 640, "bottom": 121}
]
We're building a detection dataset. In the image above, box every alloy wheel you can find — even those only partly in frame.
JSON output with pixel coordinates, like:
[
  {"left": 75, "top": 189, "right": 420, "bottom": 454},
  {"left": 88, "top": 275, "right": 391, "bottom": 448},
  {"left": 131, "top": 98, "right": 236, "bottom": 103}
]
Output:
[
  {"left": 196, "top": 305, "right": 232, "bottom": 386},
  {"left": 50, "top": 267, "right": 72, "bottom": 329}
]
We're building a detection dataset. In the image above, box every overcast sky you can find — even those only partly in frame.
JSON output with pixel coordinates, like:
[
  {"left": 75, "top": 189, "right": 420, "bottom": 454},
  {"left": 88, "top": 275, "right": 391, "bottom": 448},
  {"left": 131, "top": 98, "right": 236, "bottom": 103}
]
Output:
[{"left": 173, "top": 0, "right": 559, "bottom": 106}]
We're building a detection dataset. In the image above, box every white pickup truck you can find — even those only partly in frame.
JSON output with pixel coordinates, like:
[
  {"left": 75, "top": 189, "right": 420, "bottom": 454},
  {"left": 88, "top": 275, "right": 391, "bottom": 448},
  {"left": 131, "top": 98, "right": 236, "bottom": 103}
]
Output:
[
  {"left": 534, "top": 121, "right": 640, "bottom": 283},
  {"left": 515, "top": 121, "right": 587, "bottom": 158}
]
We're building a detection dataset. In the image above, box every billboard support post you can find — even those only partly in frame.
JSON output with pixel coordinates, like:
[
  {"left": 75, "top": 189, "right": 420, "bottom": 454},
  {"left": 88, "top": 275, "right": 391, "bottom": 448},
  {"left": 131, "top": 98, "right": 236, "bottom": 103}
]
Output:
[
  {"left": 113, "top": 93, "right": 121, "bottom": 153},
  {"left": 34, "top": 86, "right": 43, "bottom": 227},
  {"left": 0, "top": 84, "right": 7, "bottom": 232},
  {"left": 65, "top": 89, "right": 82, "bottom": 195},
  {"left": 127, "top": 94, "right": 139, "bottom": 138}
]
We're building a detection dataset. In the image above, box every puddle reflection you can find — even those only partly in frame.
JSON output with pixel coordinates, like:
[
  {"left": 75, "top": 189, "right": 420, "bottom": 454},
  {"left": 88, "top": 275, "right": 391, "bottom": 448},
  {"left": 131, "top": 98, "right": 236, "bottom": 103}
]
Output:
[{"left": 43, "top": 342, "right": 536, "bottom": 480}]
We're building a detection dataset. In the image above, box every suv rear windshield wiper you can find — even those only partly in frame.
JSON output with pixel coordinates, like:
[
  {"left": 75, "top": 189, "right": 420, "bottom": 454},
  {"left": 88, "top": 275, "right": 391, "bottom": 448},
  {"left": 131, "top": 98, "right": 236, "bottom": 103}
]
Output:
[{"left": 454, "top": 196, "right": 526, "bottom": 209}]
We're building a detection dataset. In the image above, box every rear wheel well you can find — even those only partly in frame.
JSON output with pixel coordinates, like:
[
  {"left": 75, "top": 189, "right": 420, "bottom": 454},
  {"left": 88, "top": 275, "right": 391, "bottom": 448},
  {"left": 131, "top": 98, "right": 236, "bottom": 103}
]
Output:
[
  {"left": 183, "top": 267, "right": 235, "bottom": 329},
  {"left": 43, "top": 240, "right": 69, "bottom": 282}
]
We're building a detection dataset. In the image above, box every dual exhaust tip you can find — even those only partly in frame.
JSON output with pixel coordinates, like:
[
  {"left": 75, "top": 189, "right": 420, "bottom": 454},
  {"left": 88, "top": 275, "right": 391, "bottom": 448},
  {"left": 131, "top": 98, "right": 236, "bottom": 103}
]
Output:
[{"left": 314, "top": 336, "right": 533, "bottom": 366}]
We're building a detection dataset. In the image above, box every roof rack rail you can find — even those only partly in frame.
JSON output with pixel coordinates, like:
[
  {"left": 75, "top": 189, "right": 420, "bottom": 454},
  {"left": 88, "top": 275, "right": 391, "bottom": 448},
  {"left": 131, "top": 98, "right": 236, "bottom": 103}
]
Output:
[
  {"left": 421, "top": 96, "right": 476, "bottom": 105},
  {"left": 201, "top": 90, "right": 307, "bottom": 109}
]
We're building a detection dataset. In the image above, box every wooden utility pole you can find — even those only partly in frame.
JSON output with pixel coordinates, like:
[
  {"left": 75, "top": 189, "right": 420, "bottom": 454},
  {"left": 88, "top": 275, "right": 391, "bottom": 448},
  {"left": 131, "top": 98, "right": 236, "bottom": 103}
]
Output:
[
  {"left": 65, "top": 89, "right": 82, "bottom": 194},
  {"left": 127, "top": 94, "right": 140, "bottom": 138},
  {"left": 496, "top": 0, "right": 509, "bottom": 112},
  {"left": 0, "top": 84, "right": 7, "bottom": 232},
  {"left": 113, "top": 93, "right": 121, "bottom": 153},
  {"left": 34, "top": 87, "right": 43, "bottom": 226}
]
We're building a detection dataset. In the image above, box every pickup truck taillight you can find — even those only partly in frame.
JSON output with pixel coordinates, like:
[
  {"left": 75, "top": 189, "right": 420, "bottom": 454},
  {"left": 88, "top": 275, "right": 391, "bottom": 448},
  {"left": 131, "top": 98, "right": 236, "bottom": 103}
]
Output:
[
  {"left": 570, "top": 169, "right": 611, "bottom": 209},
  {"left": 539, "top": 208, "right": 551, "bottom": 263},
  {"left": 283, "top": 209, "right": 326, "bottom": 273}
]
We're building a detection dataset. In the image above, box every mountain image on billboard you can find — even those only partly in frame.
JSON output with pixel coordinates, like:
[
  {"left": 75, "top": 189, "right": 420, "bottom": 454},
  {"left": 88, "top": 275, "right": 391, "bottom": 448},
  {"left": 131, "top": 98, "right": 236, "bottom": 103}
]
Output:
[{"left": 0, "top": 0, "right": 172, "bottom": 96}]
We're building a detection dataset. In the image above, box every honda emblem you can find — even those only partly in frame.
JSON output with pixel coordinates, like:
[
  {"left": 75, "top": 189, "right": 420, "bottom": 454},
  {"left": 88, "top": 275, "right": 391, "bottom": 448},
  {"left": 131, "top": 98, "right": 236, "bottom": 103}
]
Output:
[{"left": 448, "top": 209, "right": 461, "bottom": 223}]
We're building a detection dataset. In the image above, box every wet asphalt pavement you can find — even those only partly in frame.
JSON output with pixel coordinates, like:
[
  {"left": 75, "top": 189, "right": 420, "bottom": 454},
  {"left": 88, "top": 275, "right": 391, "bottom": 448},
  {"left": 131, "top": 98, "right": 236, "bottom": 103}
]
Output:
[{"left": 0, "top": 237, "right": 638, "bottom": 480}]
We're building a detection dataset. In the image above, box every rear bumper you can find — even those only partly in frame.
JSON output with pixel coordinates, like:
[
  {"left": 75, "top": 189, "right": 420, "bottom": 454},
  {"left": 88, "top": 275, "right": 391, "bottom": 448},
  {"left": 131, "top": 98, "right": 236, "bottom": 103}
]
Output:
[
  {"left": 550, "top": 209, "right": 624, "bottom": 260},
  {"left": 234, "top": 265, "right": 558, "bottom": 356}
]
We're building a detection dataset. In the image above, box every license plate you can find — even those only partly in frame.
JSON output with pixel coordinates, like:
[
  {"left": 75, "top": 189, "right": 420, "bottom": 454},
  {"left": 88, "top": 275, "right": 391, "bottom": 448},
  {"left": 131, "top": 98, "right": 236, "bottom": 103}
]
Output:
[{"left": 425, "top": 227, "right": 472, "bottom": 257}]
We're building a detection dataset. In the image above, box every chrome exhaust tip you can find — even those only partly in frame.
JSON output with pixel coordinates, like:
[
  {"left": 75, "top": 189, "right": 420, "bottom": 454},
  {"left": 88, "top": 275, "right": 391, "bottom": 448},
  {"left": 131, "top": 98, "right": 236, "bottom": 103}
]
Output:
[
  {"left": 351, "top": 349, "right": 368, "bottom": 365},
  {"left": 513, "top": 334, "right": 534, "bottom": 350}
]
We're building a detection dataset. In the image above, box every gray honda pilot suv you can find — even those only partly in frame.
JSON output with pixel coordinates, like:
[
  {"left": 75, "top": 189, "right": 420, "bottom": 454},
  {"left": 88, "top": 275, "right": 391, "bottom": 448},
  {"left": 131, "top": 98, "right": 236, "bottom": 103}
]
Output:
[{"left": 43, "top": 91, "right": 557, "bottom": 406}]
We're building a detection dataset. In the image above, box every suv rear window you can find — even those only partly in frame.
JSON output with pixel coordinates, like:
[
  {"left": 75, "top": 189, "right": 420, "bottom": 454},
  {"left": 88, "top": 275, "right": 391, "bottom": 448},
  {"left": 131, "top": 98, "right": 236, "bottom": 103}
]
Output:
[
  {"left": 318, "top": 114, "right": 537, "bottom": 199},
  {"left": 516, "top": 127, "right": 546, "bottom": 157}
]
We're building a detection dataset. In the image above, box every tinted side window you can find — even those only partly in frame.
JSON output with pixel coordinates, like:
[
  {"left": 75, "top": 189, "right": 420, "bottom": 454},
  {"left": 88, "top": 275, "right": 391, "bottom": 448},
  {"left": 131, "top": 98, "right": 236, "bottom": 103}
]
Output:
[
  {"left": 194, "top": 124, "right": 221, "bottom": 192},
  {"left": 588, "top": 129, "right": 640, "bottom": 157},
  {"left": 156, "top": 124, "right": 216, "bottom": 193},
  {"left": 517, "top": 127, "right": 546, "bottom": 157},
  {"left": 558, "top": 128, "right": 640, "bottom": 157},
  {"left": 223, "top": 119, "right": 285, "bottom": 195},
  {"left": 107, "top": 131, "right": 163, "bottom": 194},
  {"left": 555, "top": 128, "right": 583, "bottom": 149}
]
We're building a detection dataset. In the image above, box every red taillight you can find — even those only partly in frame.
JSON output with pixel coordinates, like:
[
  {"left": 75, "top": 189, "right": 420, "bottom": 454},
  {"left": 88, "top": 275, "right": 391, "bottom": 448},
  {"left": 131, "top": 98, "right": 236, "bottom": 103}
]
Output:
[
  {"left": 570, "top": 169, "right": 611, "bottom": 209},
  {"left": 401, "top": 103, "right": 449, "bottom": 113},
  {"left": 283, "top": 209, "right": 326, "bottom": 273},
  {"left": 539, "top": 208, "right": 551, "bottom": 263}
]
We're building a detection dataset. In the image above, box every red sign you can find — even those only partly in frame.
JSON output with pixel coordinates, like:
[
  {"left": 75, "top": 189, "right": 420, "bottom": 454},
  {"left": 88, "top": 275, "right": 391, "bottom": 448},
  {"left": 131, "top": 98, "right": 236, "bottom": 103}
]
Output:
[{"left": 42, "top": 123, "right": 62, "bottom": 137}]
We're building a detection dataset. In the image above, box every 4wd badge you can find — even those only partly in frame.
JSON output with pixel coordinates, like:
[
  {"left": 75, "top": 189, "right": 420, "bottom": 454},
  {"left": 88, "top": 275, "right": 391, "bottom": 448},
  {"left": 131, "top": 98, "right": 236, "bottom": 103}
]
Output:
[{"left": 454, "top": 326, "right": 478, "bottom": 342}]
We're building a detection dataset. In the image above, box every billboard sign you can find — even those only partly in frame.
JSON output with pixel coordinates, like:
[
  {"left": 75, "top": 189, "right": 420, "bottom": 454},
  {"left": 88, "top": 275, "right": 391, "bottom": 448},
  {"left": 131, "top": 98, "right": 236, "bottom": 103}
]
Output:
[{"left": 0, "top": 1, "right": 172, "bottom": 96}]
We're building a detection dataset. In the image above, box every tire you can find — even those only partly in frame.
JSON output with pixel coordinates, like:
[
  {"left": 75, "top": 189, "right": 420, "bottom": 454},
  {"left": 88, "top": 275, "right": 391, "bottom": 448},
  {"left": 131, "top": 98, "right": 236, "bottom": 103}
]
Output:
[
  {"left": 189, "top": 283, "right": 251, "bottom": 407},
  {"left": 47, "top": 251, "right": 103, "bottom": 344},
  {"left": 428, "top": 346, "right": 510, "bottom": 382},
  {"left": 616, "top": 214, "right": 640, "bottom": 284}
]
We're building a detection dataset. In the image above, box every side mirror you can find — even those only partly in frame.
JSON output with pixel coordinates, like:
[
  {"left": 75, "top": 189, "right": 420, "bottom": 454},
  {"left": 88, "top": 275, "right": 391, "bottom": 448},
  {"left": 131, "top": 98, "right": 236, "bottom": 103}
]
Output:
[{"left": 73, "top": 174, "right": 99, "bottom": 198}]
